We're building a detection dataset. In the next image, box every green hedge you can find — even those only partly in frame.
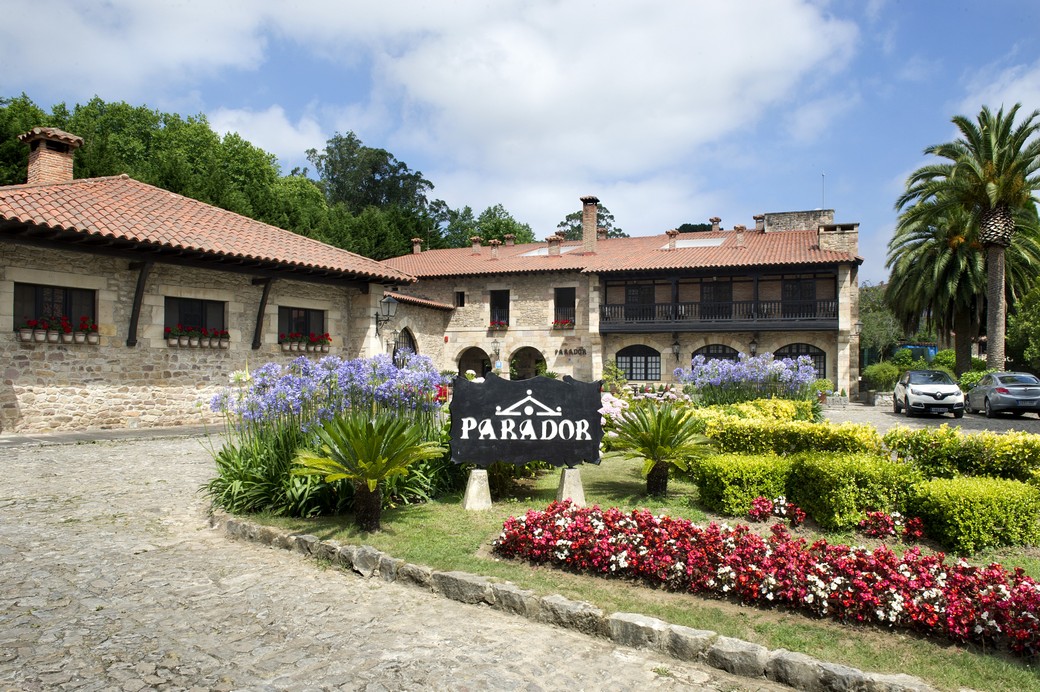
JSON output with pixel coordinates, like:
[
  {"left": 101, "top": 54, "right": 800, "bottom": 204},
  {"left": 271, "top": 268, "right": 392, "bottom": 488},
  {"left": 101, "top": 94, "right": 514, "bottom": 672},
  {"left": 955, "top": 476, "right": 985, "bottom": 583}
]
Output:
[
  {"left": 909, "top": 477, "right": 1040, "bottom": 554},
  {"left": 786, "top": 453, "right": 923, "bottom": 530},
  {"left": 704, "top": 419, "right": 883, "bottom": 455},
  {"left": 883, "top": 425, "right": 1040, "bottom": 481},
  {"left": 694, "top": 454, "right": 791, "bottom": 516}
]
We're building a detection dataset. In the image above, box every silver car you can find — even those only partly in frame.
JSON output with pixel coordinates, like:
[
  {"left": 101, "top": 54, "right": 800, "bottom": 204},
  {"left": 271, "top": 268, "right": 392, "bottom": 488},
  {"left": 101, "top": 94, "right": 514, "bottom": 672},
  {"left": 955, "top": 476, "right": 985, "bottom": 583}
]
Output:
[
  {"left": 893, "top": 370, "right": 965, "bottom": 418},
  {"left": 966, "top": 371, "right": 1040, "bottom": 418}
]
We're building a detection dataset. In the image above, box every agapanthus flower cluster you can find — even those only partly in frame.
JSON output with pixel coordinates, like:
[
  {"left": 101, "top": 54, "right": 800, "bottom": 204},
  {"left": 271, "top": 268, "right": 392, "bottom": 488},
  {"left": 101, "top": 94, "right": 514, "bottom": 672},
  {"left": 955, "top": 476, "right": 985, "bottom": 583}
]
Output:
[
  {"left": 747, "top": 496, "right": 806, "bottom": 528},
  {"left": 210, "top": 353, "right": 447, "bottom": 433},
  {"left": 674, "top": 353, "right": 819, "bottom": 405},
  {"left": 860, "top": 511, "right": 926, "bottom": 542},
  {"left": 494, "top": 501, "right": 1040, "bottom": 657}
]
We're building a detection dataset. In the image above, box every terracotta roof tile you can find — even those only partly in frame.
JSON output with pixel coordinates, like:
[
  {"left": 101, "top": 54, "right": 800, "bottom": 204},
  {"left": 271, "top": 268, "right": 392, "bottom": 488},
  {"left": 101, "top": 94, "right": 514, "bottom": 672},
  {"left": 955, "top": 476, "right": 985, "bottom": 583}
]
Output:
[
  {"left": 0, "top": 175, "right": 413, "bottom": 284},
  {"left": 385, "top": 290, "right": 454, "bottom": 311},
  {"left": 385, "top": 229, "right": 860, "bottom": 277}
]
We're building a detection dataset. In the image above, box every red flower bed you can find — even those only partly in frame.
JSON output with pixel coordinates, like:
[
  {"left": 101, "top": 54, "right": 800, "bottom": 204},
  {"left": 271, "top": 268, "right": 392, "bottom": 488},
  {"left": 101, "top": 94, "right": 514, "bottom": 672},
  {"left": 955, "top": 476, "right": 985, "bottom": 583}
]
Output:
[{"left": 493, "top": 501, "right": 1040, "bottom": 657}]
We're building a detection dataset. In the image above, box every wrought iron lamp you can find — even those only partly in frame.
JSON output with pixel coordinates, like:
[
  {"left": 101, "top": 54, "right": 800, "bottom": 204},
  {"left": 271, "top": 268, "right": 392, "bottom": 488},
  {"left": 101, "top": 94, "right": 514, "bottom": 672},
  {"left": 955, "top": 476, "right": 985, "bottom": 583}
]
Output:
[
  {"left": 373, "top": 294, "right": 398, "bottom": 335},
  {"left": 749, "top": 336, "right": 758, "bottom": 356}
]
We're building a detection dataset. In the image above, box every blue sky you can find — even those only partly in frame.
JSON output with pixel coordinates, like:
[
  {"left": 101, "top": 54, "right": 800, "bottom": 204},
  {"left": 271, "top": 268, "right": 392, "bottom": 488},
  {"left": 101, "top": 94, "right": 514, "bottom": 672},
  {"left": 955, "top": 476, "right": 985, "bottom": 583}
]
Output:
[{"left": 4, "top": 0, "right": 1040, "bottom": 283}]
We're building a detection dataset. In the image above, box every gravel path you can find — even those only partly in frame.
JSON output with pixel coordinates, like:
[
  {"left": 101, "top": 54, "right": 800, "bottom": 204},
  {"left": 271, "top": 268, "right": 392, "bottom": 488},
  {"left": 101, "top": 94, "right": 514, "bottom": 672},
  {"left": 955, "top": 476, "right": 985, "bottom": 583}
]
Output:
[
  {"left": 0, "top": 434, "right": 782, "bottom": 691},
  {"left": 823, "top": 401, "right": 1040, "bottom": 434}
]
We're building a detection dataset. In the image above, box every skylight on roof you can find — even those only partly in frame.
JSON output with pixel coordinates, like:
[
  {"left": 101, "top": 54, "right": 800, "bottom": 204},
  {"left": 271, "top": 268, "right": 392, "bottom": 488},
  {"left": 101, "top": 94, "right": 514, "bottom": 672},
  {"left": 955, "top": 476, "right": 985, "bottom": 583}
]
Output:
[
  {"left": 662, "top": 238, "right": 727, "bottom": 250},
  {"left": 520, "top": 245, "right": 580, "bottom": 257}
]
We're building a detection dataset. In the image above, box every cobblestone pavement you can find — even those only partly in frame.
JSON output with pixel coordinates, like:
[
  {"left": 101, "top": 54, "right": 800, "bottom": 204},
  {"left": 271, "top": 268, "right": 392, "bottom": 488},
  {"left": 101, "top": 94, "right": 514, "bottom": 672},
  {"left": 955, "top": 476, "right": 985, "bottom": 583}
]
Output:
[
  {"left": 824, "top": 401, "right": 1040, "bottom": 434},
  {"left": 0, "top": 434, "right": 784, "bottom": 691}
]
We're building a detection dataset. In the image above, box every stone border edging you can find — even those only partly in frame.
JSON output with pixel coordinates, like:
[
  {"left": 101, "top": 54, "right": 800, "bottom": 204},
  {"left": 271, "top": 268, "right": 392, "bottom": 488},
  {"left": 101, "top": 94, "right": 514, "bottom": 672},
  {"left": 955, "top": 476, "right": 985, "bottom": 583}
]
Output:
[{"left": 210, "top": 511, "right": 936, "bottom": 692}]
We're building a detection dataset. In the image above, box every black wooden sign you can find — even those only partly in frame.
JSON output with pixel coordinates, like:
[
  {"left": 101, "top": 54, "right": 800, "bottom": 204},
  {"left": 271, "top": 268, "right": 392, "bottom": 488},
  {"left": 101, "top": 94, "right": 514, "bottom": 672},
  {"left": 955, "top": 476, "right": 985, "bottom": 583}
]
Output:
[{"left": 450, "top": 373, "right": 603, "bottom": 468}]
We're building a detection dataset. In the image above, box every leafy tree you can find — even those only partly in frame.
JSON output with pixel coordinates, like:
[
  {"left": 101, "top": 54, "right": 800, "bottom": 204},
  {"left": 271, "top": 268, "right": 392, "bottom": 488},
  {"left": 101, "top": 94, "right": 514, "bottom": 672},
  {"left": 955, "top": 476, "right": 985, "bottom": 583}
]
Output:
[
  {"left": 897, "top": 104, "right": 1040, "bottom": 370},
  {"left": 1007, "top": 285, "right": 1040, "bottom": 373},
  {"left": 268, "top": 174, "right": 328, "bottom": 237},
  {"left": 556, "top": 202, "right": 628, "bottom": 240},
  {"left": 293, "top": 411, "right": 446, "bottom": 531},
  {"left": 857, "top": 282, "right": 903, "bottom": 361},
  {"left": 677, "top": 223, "right": 712, "bottom": 233},
  {"left": 0, "top": 94, "right": 50, "bottom": 185},
  {"left": 603, "top": 401, "right": 711, "bottom": 497},
  {"left": 476, "top": 203, "right": 536, "bottom": 244},
  {"left": 437, "top": 203, "right": 479, "bottom": 248}
]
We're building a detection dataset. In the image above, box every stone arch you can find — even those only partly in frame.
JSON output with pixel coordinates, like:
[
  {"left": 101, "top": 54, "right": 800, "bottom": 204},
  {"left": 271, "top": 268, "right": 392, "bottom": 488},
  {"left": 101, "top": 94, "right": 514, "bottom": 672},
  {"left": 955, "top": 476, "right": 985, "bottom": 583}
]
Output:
[
  {"left": 392, "top": 327, "right": 418, "bottom": 364},
  {"left": 693, "top": 344, "right": 740, "bottom": 362},
  {"left": 509, "top": 346, "right": 547, "bottom": 380},
  {"left": 457, "top": 346, "right": 493, "bottom": 378},
  {"left": 615, "top": 344, "right": 662, "bottom": 381},
  {"left": 775, "top": 342, "right": 826, "bottom": 378}
]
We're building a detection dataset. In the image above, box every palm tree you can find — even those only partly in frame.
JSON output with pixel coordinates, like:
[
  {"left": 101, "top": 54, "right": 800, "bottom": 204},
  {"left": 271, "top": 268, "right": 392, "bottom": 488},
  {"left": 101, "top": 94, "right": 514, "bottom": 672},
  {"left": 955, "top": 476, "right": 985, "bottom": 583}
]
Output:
[
  {"left": 294, "top": 411, "right": 446, "bottom": 531},
  {"left": 897, "top": 104, "right": 1040, "bottom": 370},
  {"left": 603, "top": 401, "right": 712, "bottom": 496}
]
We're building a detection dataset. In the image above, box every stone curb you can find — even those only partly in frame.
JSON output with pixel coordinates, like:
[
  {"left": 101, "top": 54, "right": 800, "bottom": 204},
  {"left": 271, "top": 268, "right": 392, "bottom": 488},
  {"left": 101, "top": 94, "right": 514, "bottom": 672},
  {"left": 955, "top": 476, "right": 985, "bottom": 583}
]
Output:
[{"left": 211, "top": 512, "right": 937, "bottom": 692}]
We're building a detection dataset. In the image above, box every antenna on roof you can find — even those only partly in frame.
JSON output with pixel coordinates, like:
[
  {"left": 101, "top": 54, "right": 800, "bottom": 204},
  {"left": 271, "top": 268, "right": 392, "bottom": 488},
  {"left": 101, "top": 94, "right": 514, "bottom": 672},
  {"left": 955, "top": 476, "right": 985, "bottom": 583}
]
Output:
[{"left": 821, "top": 173, "right": 826, "bottom": 208}]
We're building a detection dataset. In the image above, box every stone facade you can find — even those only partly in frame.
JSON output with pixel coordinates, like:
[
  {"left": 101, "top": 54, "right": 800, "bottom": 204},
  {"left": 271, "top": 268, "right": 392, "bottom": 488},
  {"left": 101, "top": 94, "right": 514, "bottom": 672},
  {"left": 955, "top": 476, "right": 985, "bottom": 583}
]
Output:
[
  {"left": 0, "top": 242, "right": 384, "bottom": 433},
  {"left": 763, "top": 209, "right": 834, "bottom": 233}
]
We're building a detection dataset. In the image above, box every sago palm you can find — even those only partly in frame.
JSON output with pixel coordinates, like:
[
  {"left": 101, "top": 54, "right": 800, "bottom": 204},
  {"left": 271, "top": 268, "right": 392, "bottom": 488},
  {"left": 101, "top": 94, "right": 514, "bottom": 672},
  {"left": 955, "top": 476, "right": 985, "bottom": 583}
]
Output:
[
  {"left": 602, "top": 401, "right": 712, "bottom": 497},
  {"left": 294, "top": 411, "right": 446, "bottom": 531},
  {"left": 897, "top": 104, "right": 1040, "bottom": 369}
]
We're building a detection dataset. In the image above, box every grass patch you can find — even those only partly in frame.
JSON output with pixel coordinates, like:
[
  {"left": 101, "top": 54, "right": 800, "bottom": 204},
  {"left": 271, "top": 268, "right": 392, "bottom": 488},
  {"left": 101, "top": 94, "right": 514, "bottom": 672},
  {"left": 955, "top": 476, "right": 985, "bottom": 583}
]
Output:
[{"left": 247, "top": 460, "right": 1040, "bottom": 692}]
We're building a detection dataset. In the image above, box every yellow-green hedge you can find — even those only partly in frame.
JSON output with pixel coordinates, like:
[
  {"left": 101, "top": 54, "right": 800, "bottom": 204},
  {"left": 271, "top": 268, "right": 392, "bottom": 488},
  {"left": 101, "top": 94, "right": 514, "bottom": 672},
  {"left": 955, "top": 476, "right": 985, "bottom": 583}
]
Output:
[
  {"left": 883, "top": 425, "right": 1040, "bottom": 481},
  {"left": 694, "top": 453, "right": 791, "bottom": 516},
  {"left": 703, "top": 418, "right": 883, "bottom": 455}
]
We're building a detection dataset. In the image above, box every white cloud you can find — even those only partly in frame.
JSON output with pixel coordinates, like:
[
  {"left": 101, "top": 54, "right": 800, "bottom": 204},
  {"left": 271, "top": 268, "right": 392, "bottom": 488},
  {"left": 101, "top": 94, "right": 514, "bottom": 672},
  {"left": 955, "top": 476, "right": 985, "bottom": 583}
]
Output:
[
  {"left": 784, "top": 93, "right": 862, "bottom": 143},
  {"left": 209, "top": 105, "right": 326, "bottom": 170},
  {"left": 958, "top": 58, "right": 1040, "bottom": 116}
]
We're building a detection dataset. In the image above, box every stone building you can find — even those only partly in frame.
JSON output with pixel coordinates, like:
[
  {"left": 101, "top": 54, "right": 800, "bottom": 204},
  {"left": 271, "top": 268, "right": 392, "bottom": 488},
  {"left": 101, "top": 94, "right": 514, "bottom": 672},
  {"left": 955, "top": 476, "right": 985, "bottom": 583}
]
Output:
[
  {"left": 384, "top": 196, "right": 863, "bottom": 393},
  {"left": 0, "top": 127, "right": 413, "bottom": 433}
]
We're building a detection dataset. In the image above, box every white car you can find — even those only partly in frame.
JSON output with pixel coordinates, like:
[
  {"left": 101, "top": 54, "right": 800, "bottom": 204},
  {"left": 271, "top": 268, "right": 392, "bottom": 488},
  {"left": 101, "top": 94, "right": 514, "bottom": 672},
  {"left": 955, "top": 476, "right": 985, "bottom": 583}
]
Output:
[{"left": 893, "top": 370, "right": 965, "bottom": 418}]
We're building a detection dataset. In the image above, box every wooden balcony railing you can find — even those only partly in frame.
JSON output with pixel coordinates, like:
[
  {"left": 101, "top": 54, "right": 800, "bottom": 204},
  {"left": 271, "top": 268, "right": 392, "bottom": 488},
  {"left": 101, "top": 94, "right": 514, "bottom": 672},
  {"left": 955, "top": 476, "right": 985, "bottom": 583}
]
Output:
[{"left": 600, "top": 299, "right": 838, "bottom": 331}]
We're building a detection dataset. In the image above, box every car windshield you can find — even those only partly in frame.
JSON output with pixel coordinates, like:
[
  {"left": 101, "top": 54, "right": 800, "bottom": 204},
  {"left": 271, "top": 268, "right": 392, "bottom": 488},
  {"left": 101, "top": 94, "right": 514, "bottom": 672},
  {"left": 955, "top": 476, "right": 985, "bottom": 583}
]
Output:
[
  {"left": 908, "top": 371, "right": 955, "bottom": 385},
  {"left": 998, "top": 374, "right": 1040, "bottom": 385}
]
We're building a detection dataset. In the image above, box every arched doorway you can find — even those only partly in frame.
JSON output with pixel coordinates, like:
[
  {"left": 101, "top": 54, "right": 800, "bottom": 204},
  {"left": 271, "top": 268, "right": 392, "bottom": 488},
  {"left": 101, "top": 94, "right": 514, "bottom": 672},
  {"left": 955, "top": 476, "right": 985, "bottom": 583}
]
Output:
[
  {"left": 775, "top": 343, "right": 826, "bottom": 378},
  {"left": 393, "top": 328, "right": 418, "bottom": 365},
  {"left": 509, "top": 346, "right": 547, "bottom": 380},
  {"left": 458, "top": 347, "right": 492, "bottom": 378},
  {"left": 616, "top": 344, "right": 662, "bottom": 381}
]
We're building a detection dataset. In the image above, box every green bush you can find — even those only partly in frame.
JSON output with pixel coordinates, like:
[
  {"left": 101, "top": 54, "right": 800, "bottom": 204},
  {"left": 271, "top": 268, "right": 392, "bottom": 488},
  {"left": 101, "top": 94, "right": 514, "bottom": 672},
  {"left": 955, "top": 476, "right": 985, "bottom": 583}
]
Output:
[
  {"left": 883, "top": 425, "right": 1040, "bottom": 481},
  {"left": 909, "top": 477, "right": 1040, "bottom": 554},
  {"left": 694, "top": 454, "right": 792, "bottom": 516},
  {"left": 861, "top": 361, "right": 899, "bottom": 390},
  {"left": 786, "top": 453, "right": 923, "bottom": 530},
  {"left": 703, "top": 418, "right": 883, "bottom": 455},
  {"left": 931, "top": 348, "right": 956, "bottom": 371},
  {"left": 958, "top": 368, "right": 996, "bottom": 392}
]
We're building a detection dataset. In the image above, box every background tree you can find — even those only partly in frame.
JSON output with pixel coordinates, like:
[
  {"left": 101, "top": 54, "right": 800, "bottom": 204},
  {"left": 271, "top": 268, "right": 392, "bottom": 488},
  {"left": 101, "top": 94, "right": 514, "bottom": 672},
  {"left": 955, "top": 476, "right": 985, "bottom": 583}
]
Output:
[
  {"left": 436, "top": 203, "right": 479, "bottom": 248},
  {"left": 677, "top": 222, "right": 713, "bottom": 233},
  {"left": 556, "top": 202, "right": 628, "bottom": 240},
  {"left": 1007, "top": 285, "right": 1040, "bottom": 373},
  {"left": 476, "top": 203, "right": 536, "bottom": 244},
  {"left": 897, "top": 104, "right": 1040, "bottom": 370},
  {"left": 0, "top": 94, "right": 50, "bottom": 185},
  {"left": 857, "top": 282, "right": 904, "bottom": 363}
]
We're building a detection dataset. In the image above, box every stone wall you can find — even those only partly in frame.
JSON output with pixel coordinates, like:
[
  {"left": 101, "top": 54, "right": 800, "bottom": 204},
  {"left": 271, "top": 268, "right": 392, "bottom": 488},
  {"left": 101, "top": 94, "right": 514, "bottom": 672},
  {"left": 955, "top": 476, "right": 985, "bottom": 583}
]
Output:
[
  {"left": 0, "top": 243, "right": 378, "bottom": 433},
  {"left": 763, "top": 209, "right": 834, "bottom": 233}
]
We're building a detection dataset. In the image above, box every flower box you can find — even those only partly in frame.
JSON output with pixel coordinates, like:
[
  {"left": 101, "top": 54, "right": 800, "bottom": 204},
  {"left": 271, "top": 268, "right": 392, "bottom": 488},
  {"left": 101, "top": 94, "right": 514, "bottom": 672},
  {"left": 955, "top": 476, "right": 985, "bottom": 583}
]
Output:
[{"left": 488, "top": 321, "right": 508, "bottom": 330}]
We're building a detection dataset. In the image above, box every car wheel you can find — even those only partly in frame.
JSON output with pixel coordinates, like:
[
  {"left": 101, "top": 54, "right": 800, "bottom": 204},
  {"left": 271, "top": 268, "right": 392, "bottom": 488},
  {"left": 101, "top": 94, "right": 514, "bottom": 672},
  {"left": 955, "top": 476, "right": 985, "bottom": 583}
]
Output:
[
  {"left": 893, "top": 396, "right": 902, "bottom": 414},
  {"left": 904, "top": 397, "right": 914, "bottom": 417},
  {"left": 985, "top": 398, "right": 997, "bottom": 419},
  {"left": 965, "top": 400, "right": 974, "bottom": 414},
  {"left": 954, "top": 410, "right": 964, "bottom": 419}
]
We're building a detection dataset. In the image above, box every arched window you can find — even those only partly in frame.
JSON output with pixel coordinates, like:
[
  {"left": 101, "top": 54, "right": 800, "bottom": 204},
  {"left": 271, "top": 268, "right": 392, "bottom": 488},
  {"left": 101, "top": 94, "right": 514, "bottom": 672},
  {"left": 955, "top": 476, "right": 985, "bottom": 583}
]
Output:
[
  {"left": 693, "top": 344, "right": 739, "bottom": 362},
  {"left": 775, "top": 343, "right": 825, "bottom": 378},
  {"left": 393, "top": 328, "right": 417, "bottom": 365},
  {"left": 616, "top": 345, "right": 661, "bottom": 381}
]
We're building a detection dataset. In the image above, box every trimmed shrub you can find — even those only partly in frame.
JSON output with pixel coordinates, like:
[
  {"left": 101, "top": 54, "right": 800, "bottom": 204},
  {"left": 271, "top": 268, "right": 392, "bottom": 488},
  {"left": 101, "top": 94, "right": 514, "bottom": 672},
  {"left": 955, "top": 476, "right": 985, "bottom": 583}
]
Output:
[
  {"left": 694, "top": 454, "right": 791, "bottom": 516},
  {"left": 884, "top": 425, "right": 1040, "bottom": 481},
  {"left": 909, "top": 477, "right": 1040, "bottom": 554},
  {"left": 786, "top": 453, "right": 923, "bottom": 530},
  {"left": 861, "top": 361, "right": 899, "bottom": 391},
  {"left": 704, "top": 418, "right": 883, "bottom": 455}
]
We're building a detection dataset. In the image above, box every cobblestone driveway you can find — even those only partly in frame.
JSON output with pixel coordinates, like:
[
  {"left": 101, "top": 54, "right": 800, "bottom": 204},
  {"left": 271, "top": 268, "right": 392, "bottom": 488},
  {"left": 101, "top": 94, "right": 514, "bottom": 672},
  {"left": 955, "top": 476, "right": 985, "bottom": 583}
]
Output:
[{"left": 0, "top": 435, "right": 781, "bottom": 691}]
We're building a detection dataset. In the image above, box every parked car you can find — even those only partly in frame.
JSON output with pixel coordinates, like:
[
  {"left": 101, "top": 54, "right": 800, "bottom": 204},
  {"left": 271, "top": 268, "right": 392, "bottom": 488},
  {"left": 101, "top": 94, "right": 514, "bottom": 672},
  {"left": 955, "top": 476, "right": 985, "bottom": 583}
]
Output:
[
  {"left": 893, "top": 370, "right": 964, "bottom": 418},
  {"left": 965, "top": 371, "right": 1040, "bottom": 418}
]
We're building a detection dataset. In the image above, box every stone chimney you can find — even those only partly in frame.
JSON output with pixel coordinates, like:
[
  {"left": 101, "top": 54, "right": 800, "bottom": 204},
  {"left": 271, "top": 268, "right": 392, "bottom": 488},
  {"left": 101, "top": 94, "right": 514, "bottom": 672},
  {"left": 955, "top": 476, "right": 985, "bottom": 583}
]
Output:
[
  {"left": 489, "top": 238, "right": 501, "bottom": 259},
  {"left": 546, "top": 234, "right": 562, "bottom": 256},
  {"left": 734, "top": 224, "right": 746, "bottom": 248},
  {"left": 710, "top": 216, "right": 721, "bottom": 233},
  {"left": 597, "top": 227, "right": 608, "bottom": 241},
  {"left": 411, "top": 237, "right": 423, "bottom": 254},
  {"left": 753, "top": 214, "right": 765, "bottom": 231},
  {"left": 470, "top": 236, "right": 482, "bottom": 255},
  {"left": 18, "top": 127, "right": 83, "bottom": 185},
  {"left": 581, "top": 195, "right": 599, "bottom": 254},
  {"left": 504, "top": 233, "right": 515, "bottom": 247},
  {"left": 666, "top": 229, "right": 679, "bottom": 251},
  {"left": 818, "top": 222, "right": 860, "bottom": 255}
]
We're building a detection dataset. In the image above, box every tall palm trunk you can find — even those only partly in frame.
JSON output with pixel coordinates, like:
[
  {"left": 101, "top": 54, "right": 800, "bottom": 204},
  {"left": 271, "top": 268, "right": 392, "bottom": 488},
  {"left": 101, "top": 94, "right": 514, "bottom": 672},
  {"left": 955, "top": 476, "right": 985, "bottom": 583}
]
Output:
[
  {"left": 985, "top": 245, "right": 1007, "bottom": 371},
  {"left": 953, "top": 310, "right": 976, "bottom": 376}
]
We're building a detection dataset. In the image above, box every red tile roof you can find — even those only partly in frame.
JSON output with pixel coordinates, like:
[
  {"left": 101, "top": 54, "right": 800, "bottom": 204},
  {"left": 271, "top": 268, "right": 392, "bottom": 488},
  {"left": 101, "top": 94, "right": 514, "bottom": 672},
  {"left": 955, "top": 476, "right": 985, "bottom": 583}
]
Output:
[
  {"left": 385, "top": 229, "right": 861, "bottom": 278},
  {"left": 385, "top": 290, "right": 454, "bottom": 311},
  {"left": 0, "top": 175, "right": 413, "bottom": 284}
]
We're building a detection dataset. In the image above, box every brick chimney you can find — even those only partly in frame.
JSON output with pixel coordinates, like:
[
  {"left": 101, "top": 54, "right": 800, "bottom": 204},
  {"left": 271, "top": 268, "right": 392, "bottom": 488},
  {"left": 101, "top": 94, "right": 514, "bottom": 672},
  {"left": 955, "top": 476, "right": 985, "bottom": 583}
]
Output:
[
  {"left": 580, "top": 195, "right": 599, "bottom": 254},
  {"left": 504, "top": 233, "right": 515, "bottom": 247},
  {"left": 710, "top": 216, "right": 721, "bottom": 232},
  {"left": 666, "top": 229, "right": 679, "bottom": 251},
  {"left": 18, "top": 127, "right": 83, "bottom": 185},
  {"left": 470, "top": 236, "right": 482, "bottom": 255},
  {"left": 597, "top": 227, "right": 608, "bottom": 241},
  {"left": 734, "top": 224, "right": 746, "bottom": 248},
  {"left": 489, "top": 238, "right": 501, "bottom": 259},
  {"left": 411, "top": 237, "right": 423, "bottom": 254},
  {"left": 753, "top": 214, "right": 765, "bottom": 231},
  {"left": 546, "top": 234, "right": 562, "bottom": 256}
]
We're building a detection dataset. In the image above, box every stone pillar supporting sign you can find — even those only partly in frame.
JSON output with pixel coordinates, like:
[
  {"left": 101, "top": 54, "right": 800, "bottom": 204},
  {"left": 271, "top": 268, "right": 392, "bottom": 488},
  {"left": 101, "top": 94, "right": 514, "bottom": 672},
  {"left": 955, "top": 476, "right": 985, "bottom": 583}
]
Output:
[
  {"left": 556, "top": 468, "right": 585, "bottom": 507},
  {"left": 462, "top": 469, "right": 493, "bottom": 511}
]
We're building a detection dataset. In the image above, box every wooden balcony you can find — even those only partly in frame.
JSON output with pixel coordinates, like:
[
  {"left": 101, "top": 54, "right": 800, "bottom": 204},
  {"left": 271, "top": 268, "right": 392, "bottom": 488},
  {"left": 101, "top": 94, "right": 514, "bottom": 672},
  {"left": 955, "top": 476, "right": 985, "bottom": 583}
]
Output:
[{"left": 599, "top": 299, "right": 839, "bottom": 333}]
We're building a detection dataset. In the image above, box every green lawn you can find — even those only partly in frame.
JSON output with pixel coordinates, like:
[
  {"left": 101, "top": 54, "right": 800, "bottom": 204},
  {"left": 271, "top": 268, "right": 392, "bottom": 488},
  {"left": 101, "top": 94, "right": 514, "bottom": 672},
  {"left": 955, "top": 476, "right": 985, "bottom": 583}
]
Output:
[{"left": 250, "top": 460, "right": 1040, "bottom": 692}]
